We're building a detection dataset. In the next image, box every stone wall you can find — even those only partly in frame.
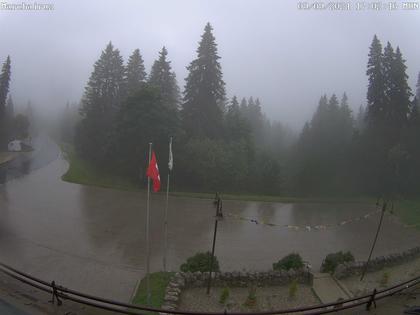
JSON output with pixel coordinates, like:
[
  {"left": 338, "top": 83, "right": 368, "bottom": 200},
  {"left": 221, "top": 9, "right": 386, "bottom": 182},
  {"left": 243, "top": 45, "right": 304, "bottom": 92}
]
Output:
[
  {"left": 334, "top": 246, "right": 420, "bottom": 280},
  {"left": 161, "top": 269, "right": 313, "bottom": 311}
]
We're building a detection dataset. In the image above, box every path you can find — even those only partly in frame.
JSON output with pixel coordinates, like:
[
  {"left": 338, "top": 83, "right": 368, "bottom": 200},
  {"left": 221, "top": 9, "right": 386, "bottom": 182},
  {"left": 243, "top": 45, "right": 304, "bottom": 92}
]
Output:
[{"left": 312, "top": 273, "right": 352, "bottom": 303}]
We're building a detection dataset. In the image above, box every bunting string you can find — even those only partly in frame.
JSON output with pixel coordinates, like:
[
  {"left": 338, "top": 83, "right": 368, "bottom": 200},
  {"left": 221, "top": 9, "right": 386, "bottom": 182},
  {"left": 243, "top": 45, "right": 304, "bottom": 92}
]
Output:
[{"left": 223, "top": 208, "right": 385, "bottom": 232}]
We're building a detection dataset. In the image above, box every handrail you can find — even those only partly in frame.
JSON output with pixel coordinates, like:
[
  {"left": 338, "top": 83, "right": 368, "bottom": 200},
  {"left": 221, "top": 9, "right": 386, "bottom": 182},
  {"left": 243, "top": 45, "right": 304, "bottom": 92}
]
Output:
[{"left": 0, "top": 262, "right": 418, "bottom": 315}]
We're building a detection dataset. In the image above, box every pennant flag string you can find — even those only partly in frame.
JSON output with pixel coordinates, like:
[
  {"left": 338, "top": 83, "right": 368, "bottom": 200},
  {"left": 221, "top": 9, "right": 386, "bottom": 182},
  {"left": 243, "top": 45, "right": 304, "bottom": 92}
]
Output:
[{"left": 223, "top": 208, "right": 385, "bottom": 232}]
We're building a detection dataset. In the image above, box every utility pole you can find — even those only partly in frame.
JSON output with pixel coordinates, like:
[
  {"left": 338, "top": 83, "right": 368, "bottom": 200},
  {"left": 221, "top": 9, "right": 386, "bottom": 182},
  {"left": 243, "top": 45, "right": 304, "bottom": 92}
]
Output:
[
  {"left": 145, "top": 142, "right": 152, "bottom": 304},
  {"left": 207, "top": 193, "right": 223, "bottom": 295},
  {"left": 360, "top": 199, "right": 387, "bottom": 281}
]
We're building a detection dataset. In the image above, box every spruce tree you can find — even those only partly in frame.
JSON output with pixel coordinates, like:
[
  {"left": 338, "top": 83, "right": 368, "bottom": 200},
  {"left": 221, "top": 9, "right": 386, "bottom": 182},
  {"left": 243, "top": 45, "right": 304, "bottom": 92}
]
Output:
[
  {"left": 126, "top": 48, "right": 146, "bottom": 96},
  {"left": 108, "top": 85, "right": 178, "bottom": 180},
  {"left": 0, "top": 56, "right": 11, "bottom": 149},
  {"left": 225, "top": 96, "right": 250, "bottom": 141},
  {"left": 77, "top": 42, "right": 125, "bottom": 161},
  {"left": 240, "top": 97, "right": 247, "bottom": 111},
  {"left": 339, "top": 92, "right": 354, "bottom": 141},
  {"left": 5, "top": 95, "right": 14, "bottom": 142},
  {"left": 0, "top": 56, "right": 11, "bottom": 109},
  {"left": 6, "top": 95, "right": 14, "bottom": 118},
  {"left": 389, "top": 46, "right": 411, "bottom": 131},
  {"left": 181, "top": 23, "right": 226, "bottom": 139},
  {"left": 311, "top": 94, "right": 328, "bottom": 129},
  {"left": 149, "top": 47, "right": 180, "bottom": 109},
  {"left": 363, "top": 38, "right": 411, "bottom": 196},
  {"left": 356, "top": 105, "right": 366, "bottom": 131},
  {"left": 80, "top": 42, "right": 125, "bottom": 117},
  {"left": 416, "top": 72, "right": 420, "bottom": 100},
  {"left": 405, "top": 97, "right": 420, "bottom": 194},
  {"left": 366, "top": 35, "right": 386, "bottom": 125},
  {"left": 247, "top": 97, "right": 263, "bottom": 129}
]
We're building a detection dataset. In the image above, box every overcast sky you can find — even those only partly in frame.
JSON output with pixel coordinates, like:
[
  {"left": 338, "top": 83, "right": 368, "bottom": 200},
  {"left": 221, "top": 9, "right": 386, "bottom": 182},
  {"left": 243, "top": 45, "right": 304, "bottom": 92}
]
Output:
[{"left": 1, "top": 0, "right": 419, "bottom": 129}]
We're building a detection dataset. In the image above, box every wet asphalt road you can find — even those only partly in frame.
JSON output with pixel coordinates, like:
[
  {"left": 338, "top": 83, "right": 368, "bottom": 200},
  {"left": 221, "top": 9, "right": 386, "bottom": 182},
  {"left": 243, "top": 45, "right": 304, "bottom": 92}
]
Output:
[{"left": 0, "top": 137, "right": 419, "bottom": 302}]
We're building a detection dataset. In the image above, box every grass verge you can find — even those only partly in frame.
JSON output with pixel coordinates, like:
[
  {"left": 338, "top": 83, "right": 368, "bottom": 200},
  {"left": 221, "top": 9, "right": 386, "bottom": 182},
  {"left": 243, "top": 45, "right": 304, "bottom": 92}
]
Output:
[
  {"left": 132, "top": 272, "right": 175, "bottom": 308},
  {"left": 393, "top": 200, "right": 420, "bottom": 230},
  {"left": 59, "top": 143, "right": 376, "bottom": 205},
  {"left": 60, "top": 143, "right": 140, "bottom": 191}
]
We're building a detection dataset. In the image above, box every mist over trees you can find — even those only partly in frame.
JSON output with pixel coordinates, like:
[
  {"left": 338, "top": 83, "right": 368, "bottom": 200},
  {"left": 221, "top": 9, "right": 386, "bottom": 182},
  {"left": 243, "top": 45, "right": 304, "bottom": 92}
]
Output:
[
  {"left": 0, "top": 56, "right": 11, "bottom": 149},
  {"left": 0, "top": 56, "right": 32, "bottom": 149},
  {"left": 71, "top": 28, "right": 420, "bottom": 198}
]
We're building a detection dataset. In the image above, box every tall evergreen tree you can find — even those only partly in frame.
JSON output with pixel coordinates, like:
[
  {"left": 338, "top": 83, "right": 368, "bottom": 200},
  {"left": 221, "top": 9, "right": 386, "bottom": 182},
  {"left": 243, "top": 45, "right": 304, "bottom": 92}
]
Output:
[
  {"left": 76, "top": 42, "right": 125, "bottom": 161},
  {"left": 239, "top": 97, "right": 247, "bottom": 111},
  {"left": 181, "top": 23, "right": 226, "bottom": 139},
  {"left": 5, "top": 95, "right": 14, "bottom": 142},
  {"left": 295, "top": 93, "right": 355, "bottom": 195},
  {"left": 108, "top": 85, "right": 178, "bottom": 180},
  {"left": 355, "top": 105, "right": 366, "bottom": 131},
  {"left": 366, "top": 35, "right": 386, "bottom": 125},
  {"left": 149, "top": 47, "right": 180, "bottom": 109},
  {"left": 126, "top": 48, "right": 146, "bottom": 96},
  {"left": 0, "top": 56, "right": 11, "bottom": 149},
  {"left": 416, "top": 72, "right": 420, "bottom": 100},
  {"left": 0, "top": 56, "right": 11, "bottom": 109},
  {"left": 6, "top": 95, "right": 14, "bottom": 118},
  {"left": 388, "top": 46, "right": 411, "bottom": 133},
  {"left": 363, "top": 38, "right": 412, "bottom": 196},
  {"left": 225, "top": 96, "right": 250, "bottom": 142},
  {"left": 339, "top": 92, "right": 354, "bottom": 140}
]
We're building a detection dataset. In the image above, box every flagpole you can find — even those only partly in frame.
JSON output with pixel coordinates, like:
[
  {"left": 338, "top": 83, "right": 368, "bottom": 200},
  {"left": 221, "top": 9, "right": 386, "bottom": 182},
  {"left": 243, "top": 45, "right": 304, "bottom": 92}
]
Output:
[
  {"left": 146, "top": 142, "right": 152, "bottom": 305},
  {"left": 163, "top": 137, "right": 172, "bottom": 272}
]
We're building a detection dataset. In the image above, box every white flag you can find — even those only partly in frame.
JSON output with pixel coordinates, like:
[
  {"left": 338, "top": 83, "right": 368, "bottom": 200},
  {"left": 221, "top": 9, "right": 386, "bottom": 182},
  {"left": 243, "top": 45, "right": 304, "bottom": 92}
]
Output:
[{"left": 168, "top": 137, "right": 173, "bottom": 171}]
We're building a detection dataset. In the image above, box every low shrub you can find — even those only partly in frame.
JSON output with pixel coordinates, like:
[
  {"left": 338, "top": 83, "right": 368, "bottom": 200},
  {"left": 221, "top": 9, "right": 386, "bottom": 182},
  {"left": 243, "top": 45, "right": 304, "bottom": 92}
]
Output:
[
  {"left": 321, "top": 251, "right": 355, "bottom": 273},
  {"left": 219, "top": 287, "right": 230, "bottom": 304},
  {"left": 244, "top": 285, "right": 257, "bottom": 308},
  {"left": 273, "top": 253, "right": 304, "bottom": 271},
  {"left": 180, "top": 252, "right": 220, "bottom": 273}
]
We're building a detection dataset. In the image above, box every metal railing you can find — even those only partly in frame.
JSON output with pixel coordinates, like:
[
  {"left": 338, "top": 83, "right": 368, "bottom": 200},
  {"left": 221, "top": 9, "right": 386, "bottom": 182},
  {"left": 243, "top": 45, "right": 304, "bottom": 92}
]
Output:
[{"left": 0, "top": 262, "right": 419, "bottom": 315}]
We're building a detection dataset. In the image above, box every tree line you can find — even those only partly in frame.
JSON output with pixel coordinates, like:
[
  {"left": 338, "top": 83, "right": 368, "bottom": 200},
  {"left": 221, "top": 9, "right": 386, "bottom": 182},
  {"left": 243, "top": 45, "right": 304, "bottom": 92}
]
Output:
[
  {"left": 74, "top": 23, "right": 288, "bottom": 194},
  {"left": 0, "top": 56, "right": 31, "bottom": 151},
  {"left": 293, "top": 35, "right": 420, "bottom": 197},
  {"left": 72, "top": 25, "right": 420, "bottom": 197}
]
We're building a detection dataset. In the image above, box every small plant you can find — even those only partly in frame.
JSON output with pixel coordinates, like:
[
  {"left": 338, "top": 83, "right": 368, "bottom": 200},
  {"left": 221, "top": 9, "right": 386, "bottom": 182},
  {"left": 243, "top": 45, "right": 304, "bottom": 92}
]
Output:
[
  {"left": 379, "top": 271, "right": 390, "bottom": 287},
  {"left": 244, "top": 285, "right": 257, "bottom": 308},
  {"left": 219, "top": 287, "right": 230, "bottom": 304},
  {"left": 289, "top": 280, "right": 298, "bottom": 299},
  {"left": 180, "top": 252, "right": 220, "bottom": 273},
  {"left": 273, "top": 253, "right": 304, "bottom": 271},
  {"left": 320, "top": 251, "right": 355, "bottom": 273}
]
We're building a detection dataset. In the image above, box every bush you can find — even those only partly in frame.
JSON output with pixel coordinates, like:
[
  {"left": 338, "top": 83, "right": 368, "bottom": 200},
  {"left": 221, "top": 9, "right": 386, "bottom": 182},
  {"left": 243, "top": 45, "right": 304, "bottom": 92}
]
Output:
[
  {"left": 219, "top": 287, "right": 230, "bottom": 304},
  {"left": 288, "top": 280, "right": 298, "bottom": 299},
  {"left": 244, "top": 285, "right": 257, "bottom": 308},
  {"left": 273, "top": 253, "right": 304, "bottom": 271},
  {"left": 180, "top": 252, "right": 220, "bottom": 273},
  {"left": 321, "top": 251, "right": 355, "bottom": 273}
]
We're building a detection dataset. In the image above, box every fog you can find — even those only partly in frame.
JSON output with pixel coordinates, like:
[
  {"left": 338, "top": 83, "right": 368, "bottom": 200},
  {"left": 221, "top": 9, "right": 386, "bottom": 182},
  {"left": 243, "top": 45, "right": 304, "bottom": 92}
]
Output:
[{"left": 1, "top": 0, "right": 420, "bottom": 128}]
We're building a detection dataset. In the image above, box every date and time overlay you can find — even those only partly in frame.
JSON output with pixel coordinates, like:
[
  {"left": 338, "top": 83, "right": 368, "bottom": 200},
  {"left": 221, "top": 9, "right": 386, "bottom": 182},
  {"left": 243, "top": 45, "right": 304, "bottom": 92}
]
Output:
[{"left": 297, "top": 1, "right": 419, "bottom": 10}]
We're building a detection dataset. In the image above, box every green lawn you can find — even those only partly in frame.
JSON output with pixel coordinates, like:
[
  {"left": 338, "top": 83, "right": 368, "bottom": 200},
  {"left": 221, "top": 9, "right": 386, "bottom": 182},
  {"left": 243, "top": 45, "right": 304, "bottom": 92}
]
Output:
[
  {"left": 60, "top": 143, "right": 141, "bottom": 191},
  {"left": 132, "top": 272, "right": 175, "bottom": 308},
  {"left": 60, "top": 144, "right": 377, "bottom": 204},
  {"left": 393, "top": 200, "right": 420, "bottom": 230}
]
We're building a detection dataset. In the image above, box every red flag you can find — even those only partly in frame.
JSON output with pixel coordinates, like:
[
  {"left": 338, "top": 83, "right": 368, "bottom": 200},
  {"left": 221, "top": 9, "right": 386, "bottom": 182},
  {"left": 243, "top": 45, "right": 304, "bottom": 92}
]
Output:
[{"left": 146, "top": 150, "right": 161, "bottom": 192}]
